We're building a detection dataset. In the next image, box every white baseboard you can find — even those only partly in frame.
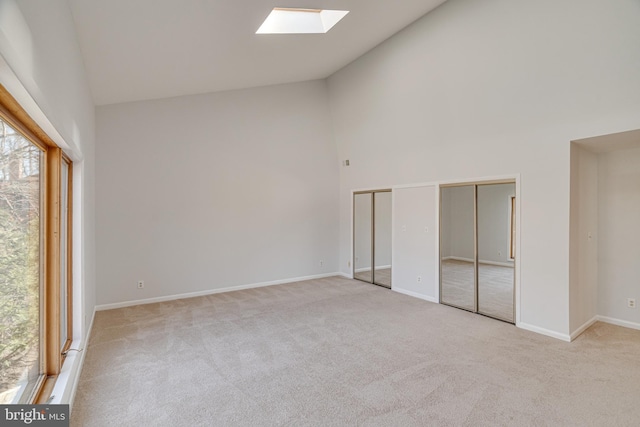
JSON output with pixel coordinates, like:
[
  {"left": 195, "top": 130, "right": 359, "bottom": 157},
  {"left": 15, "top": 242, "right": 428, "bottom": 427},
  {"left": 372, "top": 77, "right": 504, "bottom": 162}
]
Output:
[
  {"left": 392, "top": 287, "right": 438, "bottom": 303},
  {"left": 339, "top": 272, "right": 354, "bottom": 279},
  {"left": 95, "top": 272, "right": 341, "bottom": 311},
  {"left": 478, "top": 260, "right": 515, "bottom": 268},
  {"left": 443, "top": 256, "right": 514, "bottom": 268},
  {"left": 570, "top": 316, "right": 598, "bottom": 341},
  {"left": 596, "top": 315, "right": 640, "bottom": 331},
  {"left": 354, "top": 265, "right": 391, "bottom": 273},
  {"left": 442, "top": 256, "right": 473, "bottom": 263},
  {"left": 517, "top": 322, "right": 571, "bottom": 342}
]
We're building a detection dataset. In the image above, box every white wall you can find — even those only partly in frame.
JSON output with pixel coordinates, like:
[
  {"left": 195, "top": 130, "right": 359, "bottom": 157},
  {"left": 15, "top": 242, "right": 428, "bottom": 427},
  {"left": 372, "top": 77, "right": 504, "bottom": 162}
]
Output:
[
  {"left": 392, "top": 185, "right": 438, "bottom": 301},
  {"left": 96, "top": 80, "right": 339, "bottom": 305},
  {"left": 569, "top": 145, "right": 599, "bottom": 334},
  {"left": 597, "top": 146, "right": 640, "bottom": 326},
  {"left": 328, "top": 0, "right": 640, "bottom": 338},
  {"left": 0, "top": 0, "right": 96, "bottom": 403}
]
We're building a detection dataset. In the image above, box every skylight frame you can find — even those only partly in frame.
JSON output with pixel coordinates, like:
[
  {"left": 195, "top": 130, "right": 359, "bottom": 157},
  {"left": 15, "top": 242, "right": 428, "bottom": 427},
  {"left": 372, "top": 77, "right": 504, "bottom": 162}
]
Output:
[{"left": 256, "top": 7, "right": 349, "bottom": 35}]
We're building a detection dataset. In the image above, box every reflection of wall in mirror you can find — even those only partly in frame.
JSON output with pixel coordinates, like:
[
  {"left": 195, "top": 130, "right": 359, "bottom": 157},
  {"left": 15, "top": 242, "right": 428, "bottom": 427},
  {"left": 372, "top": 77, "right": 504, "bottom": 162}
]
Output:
[
  {"left": 354, "top": 192, "right": 392, "bottom": 272},
  {"left": 441, "top": 186, "right": 475, "bottom": 260},
  {"left": 441, "top": 184, "right": 515, "bottom": 265},
  {"left": 374, "top": 192, "right": 392, "bottom": 268},
  {"left": 440, "top": 188, "right": 451, "bottom": 258},
  {"left": 478, "top": 184, "right": 515, "bottom": 264}
]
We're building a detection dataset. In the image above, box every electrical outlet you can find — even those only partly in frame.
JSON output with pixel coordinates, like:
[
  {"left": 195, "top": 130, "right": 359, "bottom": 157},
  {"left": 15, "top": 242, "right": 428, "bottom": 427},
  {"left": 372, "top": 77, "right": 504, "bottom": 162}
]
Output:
[
  {"left": 628, "top": 298, "right": 636, "bottom": 309},
  {"left": 137, "top": 280, "right": 144, "bottom": 289},
  {"left": 417, "top": 276, "right": 422, "bottom": 283},
  {"left": 498, "top": 250, "right": 502, "bottom": 257},
  {"left": 319, "top": 260, "right": 324, "bottom": 267},
  {"left": 348, "top": 260, "right": 351, "bottom": 268}
]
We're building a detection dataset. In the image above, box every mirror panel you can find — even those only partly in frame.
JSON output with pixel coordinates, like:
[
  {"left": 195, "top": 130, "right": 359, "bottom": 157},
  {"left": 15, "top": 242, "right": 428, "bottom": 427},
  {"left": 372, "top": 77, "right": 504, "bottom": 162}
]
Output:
[
  {"left": 373, "top": 192, "right": 392, "bottom": 288},
  {"left": 354, "top": 193, "right": 372, "bottom": 282},
  {"left": 440, "top": 185, "right": 476, "bottom": 311},
  {"left": 477, "top": 183, "right": 515, "bottom": 322}
]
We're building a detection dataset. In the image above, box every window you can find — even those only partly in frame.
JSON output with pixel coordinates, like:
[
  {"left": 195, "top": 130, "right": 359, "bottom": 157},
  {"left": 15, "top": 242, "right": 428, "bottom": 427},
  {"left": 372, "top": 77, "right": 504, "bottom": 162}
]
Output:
[
  {"left": 0, "top": 84, "right": 72, "bottom": 404},
  {"left": 0, "top": 118, "right": 42, "bottom": 404},
  {"left": 256, "top": 8, "right": 349, "bottom": 34}
]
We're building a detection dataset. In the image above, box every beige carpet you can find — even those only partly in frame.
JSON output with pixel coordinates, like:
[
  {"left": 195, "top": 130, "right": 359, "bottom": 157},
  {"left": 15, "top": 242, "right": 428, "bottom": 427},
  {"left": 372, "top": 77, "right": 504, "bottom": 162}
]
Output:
[
  {"left": 441, "top": 259, "right": 514, "bottom": 322},
  {"left": 71, "top": 276, "right": 640, "bottom": 426}
]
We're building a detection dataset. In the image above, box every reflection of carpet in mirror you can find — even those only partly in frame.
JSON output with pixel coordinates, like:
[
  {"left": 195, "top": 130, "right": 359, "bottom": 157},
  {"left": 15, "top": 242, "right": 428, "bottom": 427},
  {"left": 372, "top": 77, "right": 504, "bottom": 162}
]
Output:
[
  {"left": 374, "top": 268, "right": 391, "bottom": 288},
  {"left": 441, "top": 259, "right": 514, "bottom": 322},
  {"left": 354, "top": 269, "right": 372, "bottom": 283},
  {"left": 354, "top": 268, "right": 391, "bottom": 288}
]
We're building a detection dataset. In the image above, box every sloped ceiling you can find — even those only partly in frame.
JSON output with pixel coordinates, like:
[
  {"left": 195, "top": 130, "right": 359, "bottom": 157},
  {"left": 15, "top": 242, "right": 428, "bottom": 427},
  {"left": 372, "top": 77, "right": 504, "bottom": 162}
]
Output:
[{"left": 68, "top": 0, "right": 448, "bottom": 105}]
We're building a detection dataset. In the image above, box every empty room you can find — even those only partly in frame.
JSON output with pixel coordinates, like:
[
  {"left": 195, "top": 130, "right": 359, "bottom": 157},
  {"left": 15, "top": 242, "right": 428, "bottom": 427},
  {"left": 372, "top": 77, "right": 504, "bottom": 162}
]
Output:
[{"left": 1, "top": 0, "right": 639, "bottom": 425}]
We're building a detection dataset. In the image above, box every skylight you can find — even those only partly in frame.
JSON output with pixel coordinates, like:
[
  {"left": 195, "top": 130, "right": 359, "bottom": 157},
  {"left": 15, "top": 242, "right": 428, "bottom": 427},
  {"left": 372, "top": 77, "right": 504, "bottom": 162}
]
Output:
[{"left": 256, "top": 8, "right": 349, "bottom": 34}]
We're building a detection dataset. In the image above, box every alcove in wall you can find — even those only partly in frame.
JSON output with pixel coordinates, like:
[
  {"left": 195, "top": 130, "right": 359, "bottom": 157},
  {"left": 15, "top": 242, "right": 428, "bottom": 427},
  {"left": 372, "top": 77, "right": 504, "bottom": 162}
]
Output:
[{"left": 570, "top": 129, "right": 640, "bottom": 339}]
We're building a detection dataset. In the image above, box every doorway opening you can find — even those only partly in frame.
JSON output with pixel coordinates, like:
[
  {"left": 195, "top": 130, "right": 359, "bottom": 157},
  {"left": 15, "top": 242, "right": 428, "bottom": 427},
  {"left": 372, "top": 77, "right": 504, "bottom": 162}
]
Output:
[{"left": 569, "top": 129, "right": 640, "bottom": 336}]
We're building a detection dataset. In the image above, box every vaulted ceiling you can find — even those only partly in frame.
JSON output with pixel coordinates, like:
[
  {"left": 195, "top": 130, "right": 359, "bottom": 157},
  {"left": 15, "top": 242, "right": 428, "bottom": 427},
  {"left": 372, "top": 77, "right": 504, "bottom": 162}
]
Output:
[{"left": 68, "top": 0, "right": 448, "bottom": 105}]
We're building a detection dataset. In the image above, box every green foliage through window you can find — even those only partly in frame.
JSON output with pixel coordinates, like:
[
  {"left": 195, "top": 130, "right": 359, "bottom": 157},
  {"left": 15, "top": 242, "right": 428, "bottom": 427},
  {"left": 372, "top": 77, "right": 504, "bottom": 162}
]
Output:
[{"left": 0, "top": 118, "right": 41, "bottom": 404}]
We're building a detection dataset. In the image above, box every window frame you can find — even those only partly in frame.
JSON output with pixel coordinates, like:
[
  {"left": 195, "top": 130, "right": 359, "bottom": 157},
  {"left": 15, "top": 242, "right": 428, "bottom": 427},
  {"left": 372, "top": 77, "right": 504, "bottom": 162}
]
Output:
[
  {"left": 0, "top": 84, "right": 73, "bottom": 404},
  {"left": 60, "top": 155, "right": 73, "bottom": 357}
]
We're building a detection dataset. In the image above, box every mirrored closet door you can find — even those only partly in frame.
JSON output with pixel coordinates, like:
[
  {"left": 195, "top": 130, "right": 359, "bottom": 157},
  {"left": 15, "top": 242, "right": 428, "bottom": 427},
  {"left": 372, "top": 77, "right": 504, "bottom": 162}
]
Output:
[
  {"left": 354, "top": 192, "right": 373, "bottom": 283},
  {"left": 373, "top": 191, "right": 392, "bottom": 287},
  {"left": 353, "top": 190, "right": 392, "bottom": 288},
  {"left": 440, "top": 182, "right": 516, "bottom": 323},
  {"left": 477, "top": 183, "right": 516, "bottom": 322},
  {"left": 439, "top": 185, "right": 476, "bottom": 311}
]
